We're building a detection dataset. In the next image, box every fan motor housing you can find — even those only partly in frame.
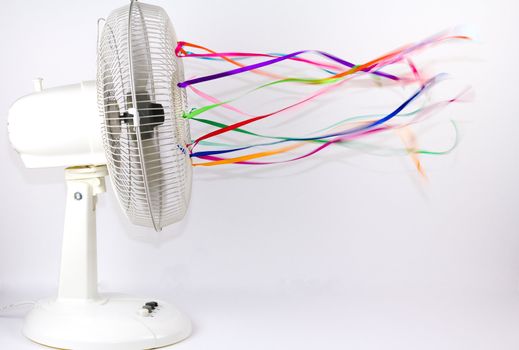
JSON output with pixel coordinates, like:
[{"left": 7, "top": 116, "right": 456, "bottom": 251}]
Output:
[{"left": 8, "top": 80, "right": 106, "bottom": 168}]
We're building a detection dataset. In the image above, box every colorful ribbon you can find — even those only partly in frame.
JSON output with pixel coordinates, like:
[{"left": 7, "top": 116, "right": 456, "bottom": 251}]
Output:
[{"left": 175, "top": 29, "right": 470, "bottom": 171}]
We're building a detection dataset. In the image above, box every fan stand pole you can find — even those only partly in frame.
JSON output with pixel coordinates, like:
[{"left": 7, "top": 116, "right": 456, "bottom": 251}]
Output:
[
  {"left": 58, "top": 165, "right": 107, "bottom": 301},
  {"left": 23, "top": 165, "right": 191, "bottom": 350}
]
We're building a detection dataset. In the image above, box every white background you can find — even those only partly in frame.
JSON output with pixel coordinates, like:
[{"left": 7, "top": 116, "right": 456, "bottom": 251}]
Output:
[{"left": 1, "top": 0, "right": 519, "bottom": 349}]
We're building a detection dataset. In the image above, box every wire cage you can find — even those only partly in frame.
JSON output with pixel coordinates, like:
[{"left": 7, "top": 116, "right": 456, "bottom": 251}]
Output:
[{"left": 97, "top": 1, "right": 192, "bottom": 231}]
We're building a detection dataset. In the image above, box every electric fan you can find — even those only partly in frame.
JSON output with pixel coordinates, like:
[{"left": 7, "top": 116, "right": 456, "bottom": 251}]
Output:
[{"left": 7, "top": 1, "right": 192, "bottom": 349}]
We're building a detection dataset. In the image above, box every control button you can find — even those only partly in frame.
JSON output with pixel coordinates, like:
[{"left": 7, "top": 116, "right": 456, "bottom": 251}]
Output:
[
  {"left": 143, "top": 305, "right": 154, "bottom": 312},
  {"left": 138, "top": 308, "right": 150, "bottom": 317},
  {"left": 146, "top": 301, "right": 158, "bottom": 308}
]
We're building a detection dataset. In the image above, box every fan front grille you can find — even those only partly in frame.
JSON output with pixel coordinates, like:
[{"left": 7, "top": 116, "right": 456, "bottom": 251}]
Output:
[{"left": 97, "top": 1, "right": 192, "bottom": 231}]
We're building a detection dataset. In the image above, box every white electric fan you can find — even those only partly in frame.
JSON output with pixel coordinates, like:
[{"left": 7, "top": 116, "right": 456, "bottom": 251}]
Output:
[{"left": 7, "top": 1, "right": 192, "bottom": 349}]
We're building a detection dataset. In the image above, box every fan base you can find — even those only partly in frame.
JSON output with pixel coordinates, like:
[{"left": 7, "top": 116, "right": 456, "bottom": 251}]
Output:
[{"left": 23, "top": 294, "right": 191, "bottom": 350}]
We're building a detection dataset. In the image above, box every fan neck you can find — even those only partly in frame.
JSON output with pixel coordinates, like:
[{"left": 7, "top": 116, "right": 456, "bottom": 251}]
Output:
[{"left": 58, "top": 165, "right": 107, "bottom": 301}]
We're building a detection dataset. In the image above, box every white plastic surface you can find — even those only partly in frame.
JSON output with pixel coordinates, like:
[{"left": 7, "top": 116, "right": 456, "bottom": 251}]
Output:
[
  {"left": 58, "top": 165, "right": 107, "bottom": 301},
  {"left": 7, "top": 80, "right": 105, "bottom": 168},
  {"left": 23, "top": 295, "right": 191, "bottom": 350},
  {"left": 22, "top": 166, "right": 191, "bottom": 349}
]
